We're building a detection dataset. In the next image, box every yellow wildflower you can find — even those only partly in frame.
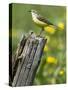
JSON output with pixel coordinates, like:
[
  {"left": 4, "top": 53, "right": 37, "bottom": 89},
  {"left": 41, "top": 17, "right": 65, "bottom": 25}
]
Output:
[
  {"left": 44, "top": 25, "right": 55, "bottom": 34},
  {"left": 47, "top": 56, "right": 57, "bottom": 64},
  {"left": 44, "top": 45, "right": 49, "bottom": 52},
  {"left": 59, "top": 70, "right": 64, "bottom": 75},
  {"left": 58, "top": 22, "right": 64, "bottom": 30}
]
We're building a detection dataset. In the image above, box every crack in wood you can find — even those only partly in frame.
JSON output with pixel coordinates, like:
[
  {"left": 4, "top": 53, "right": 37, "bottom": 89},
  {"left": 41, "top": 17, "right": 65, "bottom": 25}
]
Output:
[{"left": 10, "top": 32, "right": 47, "bottom": 86}]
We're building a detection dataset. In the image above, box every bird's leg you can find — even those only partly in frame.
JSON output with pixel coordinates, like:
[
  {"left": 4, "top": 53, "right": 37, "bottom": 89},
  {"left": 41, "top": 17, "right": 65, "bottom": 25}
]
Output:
[{"left": 39, "top": 27, "right": 44, "bottom": 37}]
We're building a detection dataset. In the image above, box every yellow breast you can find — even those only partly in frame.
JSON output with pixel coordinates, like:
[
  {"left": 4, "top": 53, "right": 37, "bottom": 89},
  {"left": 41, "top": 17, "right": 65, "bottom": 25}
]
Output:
[{"left": 32, "top": 15, "right": 47, "bottom": 27}]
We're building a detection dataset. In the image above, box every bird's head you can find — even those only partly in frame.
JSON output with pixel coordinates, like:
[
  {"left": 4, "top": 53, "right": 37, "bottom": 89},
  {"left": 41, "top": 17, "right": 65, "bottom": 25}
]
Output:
[{"left": 29, "top": 9, "right": 37, "bottom": 14}]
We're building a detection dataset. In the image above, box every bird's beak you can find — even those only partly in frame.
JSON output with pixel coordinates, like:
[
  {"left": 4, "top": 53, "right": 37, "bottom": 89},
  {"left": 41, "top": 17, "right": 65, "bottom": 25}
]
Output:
[{"left": 28, "top": 10, "right": 31, "bottom": 12}]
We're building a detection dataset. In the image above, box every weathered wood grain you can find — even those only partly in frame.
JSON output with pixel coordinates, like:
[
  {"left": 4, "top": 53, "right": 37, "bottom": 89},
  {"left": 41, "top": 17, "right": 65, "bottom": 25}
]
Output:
[
  {"left": 20, "top": 40, "right": 39, "bottom": 86},
  {"left": 16, "top": 39, "right": 36, "bottom": 86},
  {"left": 12, "top": 35, "right": 27, "bottom": 80},
  {"left": 25, "top": 38, "right": 47, "bottom": 86},
  {"left": 12, "top": 36, "right": 32, "bottom": 86},
  {"left": 12, "top": 32, "right": 47, "bottom": 86}
]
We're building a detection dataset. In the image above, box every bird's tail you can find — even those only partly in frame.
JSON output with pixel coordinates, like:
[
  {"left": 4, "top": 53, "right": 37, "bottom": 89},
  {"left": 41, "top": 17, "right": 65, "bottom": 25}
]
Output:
[{"left": 53, "top": 24, "right": 64, "bottom": 30}]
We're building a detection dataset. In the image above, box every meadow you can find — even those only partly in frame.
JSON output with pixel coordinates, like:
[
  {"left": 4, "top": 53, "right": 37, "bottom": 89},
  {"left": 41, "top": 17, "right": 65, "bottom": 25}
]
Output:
[{"left": 11, "top": 3, "right": 66, "bottom": 85}]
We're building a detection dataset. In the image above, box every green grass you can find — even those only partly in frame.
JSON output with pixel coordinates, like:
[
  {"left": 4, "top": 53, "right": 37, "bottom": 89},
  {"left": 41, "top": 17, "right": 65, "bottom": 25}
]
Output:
[{"left": 11, "top": 3, "right": 66, "bottom": 85}]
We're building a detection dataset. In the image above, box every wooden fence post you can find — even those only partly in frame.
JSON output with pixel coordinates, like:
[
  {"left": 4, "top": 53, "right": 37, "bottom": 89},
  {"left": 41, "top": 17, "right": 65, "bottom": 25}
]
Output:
[{"left": 10, "top": 32, "right": 47, "bottom": 86}]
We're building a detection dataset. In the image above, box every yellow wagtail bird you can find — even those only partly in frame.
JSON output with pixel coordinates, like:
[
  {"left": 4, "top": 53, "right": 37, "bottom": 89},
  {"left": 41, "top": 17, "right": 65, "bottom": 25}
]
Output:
[{"left": 29, "top": 10, "right": 57, "bottom": 36}]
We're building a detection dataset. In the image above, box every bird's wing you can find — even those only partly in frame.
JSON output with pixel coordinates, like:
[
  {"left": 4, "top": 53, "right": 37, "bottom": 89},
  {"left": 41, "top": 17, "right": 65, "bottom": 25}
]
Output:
[{"left": 37, "top": 14, "right": 54, "bottom": 25}]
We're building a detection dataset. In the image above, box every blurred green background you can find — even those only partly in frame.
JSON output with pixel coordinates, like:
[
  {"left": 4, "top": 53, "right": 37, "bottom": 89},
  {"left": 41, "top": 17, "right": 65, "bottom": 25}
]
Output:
[{"left": 11, "top": 3, "right": 66, "bottom": 85}]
